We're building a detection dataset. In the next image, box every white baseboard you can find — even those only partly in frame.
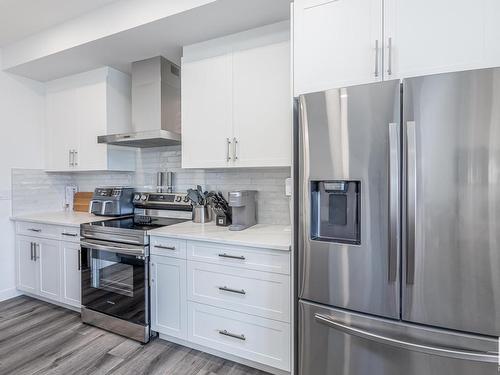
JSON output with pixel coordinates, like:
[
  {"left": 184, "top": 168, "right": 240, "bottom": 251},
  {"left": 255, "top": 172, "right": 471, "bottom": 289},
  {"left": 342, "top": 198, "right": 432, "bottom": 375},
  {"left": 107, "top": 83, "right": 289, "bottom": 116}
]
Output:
[
  {"left": 158, "top": 333, "right": 291, "bottom": 375},
  {"left": 0, "top": 288, "right": 21, "bottom": 302}
]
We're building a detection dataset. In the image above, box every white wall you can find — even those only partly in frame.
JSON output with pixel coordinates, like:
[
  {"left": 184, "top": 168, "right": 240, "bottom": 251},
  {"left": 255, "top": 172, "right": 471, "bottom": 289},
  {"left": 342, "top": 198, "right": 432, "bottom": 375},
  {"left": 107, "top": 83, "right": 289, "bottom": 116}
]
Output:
[{"left": 0, "top": 50, "right": 45, "bottom": 300}]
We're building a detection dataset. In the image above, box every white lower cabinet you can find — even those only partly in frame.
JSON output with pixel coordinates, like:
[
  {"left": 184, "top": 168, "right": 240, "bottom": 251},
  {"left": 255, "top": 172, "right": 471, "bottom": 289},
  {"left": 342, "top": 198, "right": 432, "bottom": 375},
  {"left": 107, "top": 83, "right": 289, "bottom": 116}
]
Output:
[
  {"left": 37, "top": 238, "right": 62, "bottom": 300},
  {"left": 152, "top": 237, "right": 291, "bottom": 373},
  {"left": 61, "top": 241, "right": 81, "bottom": 307},
  {"left": 15, "top": 222, "right": 82, "bottom": 308},
  {"left": 188, "top": 261, "right": 290, "bottom": 322},
  {"left": 188, "top": 301, "right": 291, "bottom": 371},
  {"left": 16, "top": 236, "right": 38, "bottom": 294},
  {"left": 150, "top": 255, "right": 187, "bottom": 339}
]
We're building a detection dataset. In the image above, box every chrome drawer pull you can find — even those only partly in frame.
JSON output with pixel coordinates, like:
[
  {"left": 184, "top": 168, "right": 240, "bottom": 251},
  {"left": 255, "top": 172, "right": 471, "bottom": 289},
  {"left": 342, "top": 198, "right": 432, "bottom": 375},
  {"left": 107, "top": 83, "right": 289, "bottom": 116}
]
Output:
[
  {"left": 28, "top": 228, "right": 41, "bottom": 232},
  {"left": 218, "top": 329, "right": 246, "bottom": 341},
  {"left": 218, "top": 286, "right": 246, "bottom": 295},
  {"left": 218, "top": 253, "right": 245, "bottom": 260},
  {"left": 155, "top": 245, "right": 176, "bottom": 250},
  {"left": 62, "top": 232, "right": 78, "bottom": 237}
]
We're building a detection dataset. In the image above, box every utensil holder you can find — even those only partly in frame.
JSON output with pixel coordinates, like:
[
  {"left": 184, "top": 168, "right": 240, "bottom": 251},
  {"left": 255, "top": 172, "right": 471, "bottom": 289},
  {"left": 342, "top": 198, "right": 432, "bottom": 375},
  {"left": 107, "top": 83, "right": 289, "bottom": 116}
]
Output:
[{"left": 192, "top": 205, "right": 212, "bottom": 223}]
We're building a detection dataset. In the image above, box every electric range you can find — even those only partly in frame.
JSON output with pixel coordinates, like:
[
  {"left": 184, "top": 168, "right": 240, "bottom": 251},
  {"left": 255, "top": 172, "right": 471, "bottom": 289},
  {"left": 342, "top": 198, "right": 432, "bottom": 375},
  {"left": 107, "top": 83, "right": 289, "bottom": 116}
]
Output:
[{"left": 79, "top": 192, "right": 192, "bottom": 343}]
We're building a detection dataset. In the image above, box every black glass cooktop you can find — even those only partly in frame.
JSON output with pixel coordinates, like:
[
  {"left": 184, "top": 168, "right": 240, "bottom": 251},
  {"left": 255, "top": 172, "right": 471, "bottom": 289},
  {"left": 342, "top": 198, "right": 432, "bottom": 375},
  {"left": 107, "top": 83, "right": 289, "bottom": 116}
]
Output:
[{"left": 88, "top": 217, "right": 185, "bottom": 231}]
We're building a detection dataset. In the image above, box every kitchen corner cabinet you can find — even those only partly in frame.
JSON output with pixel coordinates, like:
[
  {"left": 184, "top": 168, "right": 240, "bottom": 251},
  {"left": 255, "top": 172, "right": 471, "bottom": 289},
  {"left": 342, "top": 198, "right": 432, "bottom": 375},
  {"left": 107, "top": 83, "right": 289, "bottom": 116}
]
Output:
[
  {"left": 294, "top": 0, "right": 500, "bottom": 95},
  {"left": 181, "top": 41, "right": 291, "bottom": 168},
  {"left": 45, "top": 67, "right": 136, "bottom": 172}
]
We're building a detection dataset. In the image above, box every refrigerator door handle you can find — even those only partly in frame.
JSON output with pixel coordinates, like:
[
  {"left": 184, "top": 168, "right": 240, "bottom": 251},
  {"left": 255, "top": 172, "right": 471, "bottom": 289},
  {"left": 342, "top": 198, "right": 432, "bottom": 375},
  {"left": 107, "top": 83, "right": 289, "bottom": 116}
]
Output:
[
  {"left": 388, "top": 123, "right": 400, "bottom": 282},
  {"left": 406, "top": 121, "right": 417, "bottom": 284},
  {"left": 314, "top": 313, "right": 498, "bottom": 363}
]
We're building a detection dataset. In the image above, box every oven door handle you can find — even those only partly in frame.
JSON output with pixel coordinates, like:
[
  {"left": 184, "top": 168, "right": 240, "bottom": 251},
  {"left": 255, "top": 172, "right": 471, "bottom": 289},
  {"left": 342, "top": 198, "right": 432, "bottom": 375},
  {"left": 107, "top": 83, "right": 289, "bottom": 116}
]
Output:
[{"left": 80, "top": 240, "right": 145, "bottom": 256}]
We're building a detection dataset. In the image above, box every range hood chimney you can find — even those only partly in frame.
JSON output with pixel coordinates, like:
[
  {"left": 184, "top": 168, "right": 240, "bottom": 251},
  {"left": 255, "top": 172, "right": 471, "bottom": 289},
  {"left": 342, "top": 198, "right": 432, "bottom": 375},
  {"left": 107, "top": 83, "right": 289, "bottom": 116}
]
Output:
[{"left": 98, "top": 56, "right": 181, "bottom": 148}]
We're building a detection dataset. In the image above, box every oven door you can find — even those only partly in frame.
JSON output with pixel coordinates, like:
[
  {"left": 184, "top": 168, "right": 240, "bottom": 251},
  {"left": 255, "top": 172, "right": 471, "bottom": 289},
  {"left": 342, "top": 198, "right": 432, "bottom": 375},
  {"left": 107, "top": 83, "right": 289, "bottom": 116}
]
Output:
[{"left": 80, "top": 239, "right": 149, "bottom": 325}]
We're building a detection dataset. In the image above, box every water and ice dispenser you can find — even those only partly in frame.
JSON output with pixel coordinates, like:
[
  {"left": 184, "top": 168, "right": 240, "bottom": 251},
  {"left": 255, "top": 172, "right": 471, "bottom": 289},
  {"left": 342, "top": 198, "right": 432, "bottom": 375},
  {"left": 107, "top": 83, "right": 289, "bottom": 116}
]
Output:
[{"left": 311, "top": 181, "right": 361, "bottom": 244}]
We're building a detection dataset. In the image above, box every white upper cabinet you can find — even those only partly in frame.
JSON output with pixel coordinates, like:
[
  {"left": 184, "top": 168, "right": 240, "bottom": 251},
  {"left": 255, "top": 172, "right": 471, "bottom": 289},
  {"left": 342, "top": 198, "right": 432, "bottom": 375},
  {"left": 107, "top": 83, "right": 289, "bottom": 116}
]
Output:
[
  {"left": 384, "top": 0, "right": 487, "bottom": 79},
  {"left": 182, "top": 54, "right": 233, "bottom": 168},
  {"left": 45, "top": 67, "right": 136, "bottom": 172},
  {"left": 293, "top": 0, "right": 383, "bottom": 95},
  {"left": 181, "top": 22, "right": 291, "bottom": 169},
  {"left": 294, "top": 0, "right": 500, "bottom": 94},
  {"left": 232, "top": 41, "right": 292, "bottom": 167}
]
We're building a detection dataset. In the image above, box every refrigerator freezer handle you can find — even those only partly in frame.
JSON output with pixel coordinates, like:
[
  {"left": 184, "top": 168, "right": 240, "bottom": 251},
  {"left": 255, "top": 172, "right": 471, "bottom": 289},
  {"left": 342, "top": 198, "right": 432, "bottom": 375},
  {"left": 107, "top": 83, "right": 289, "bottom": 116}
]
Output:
[
  {"left": 388, "top": 123, "right": 400, "bottom": 283},
  {"left": 314, "top": 313, "right": 498, "bottom": 363},
  {"left": 406, "top": 121, "right": 417, "bottom": 284}
]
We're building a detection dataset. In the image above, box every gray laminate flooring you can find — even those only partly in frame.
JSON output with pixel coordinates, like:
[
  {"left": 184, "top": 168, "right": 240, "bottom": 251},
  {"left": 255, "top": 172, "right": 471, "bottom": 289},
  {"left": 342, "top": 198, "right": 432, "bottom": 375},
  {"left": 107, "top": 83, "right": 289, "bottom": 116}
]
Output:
[{"left": 0, "top": 296, "right": 270, "bottom": 375}]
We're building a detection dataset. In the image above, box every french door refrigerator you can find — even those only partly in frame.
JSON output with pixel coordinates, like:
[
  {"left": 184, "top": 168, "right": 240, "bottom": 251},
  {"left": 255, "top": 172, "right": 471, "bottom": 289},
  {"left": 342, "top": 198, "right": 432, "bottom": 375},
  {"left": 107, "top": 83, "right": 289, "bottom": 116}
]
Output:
[{"left": 297, "top": 68, "right": 500, "bottom": 375}]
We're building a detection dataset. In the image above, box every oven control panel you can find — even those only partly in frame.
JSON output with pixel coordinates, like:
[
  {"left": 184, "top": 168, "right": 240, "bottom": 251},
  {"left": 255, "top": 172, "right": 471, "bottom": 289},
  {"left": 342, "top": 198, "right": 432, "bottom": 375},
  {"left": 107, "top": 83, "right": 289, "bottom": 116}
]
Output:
[{"left": 133, "top": 192, "right": 191, "bottom": 206}]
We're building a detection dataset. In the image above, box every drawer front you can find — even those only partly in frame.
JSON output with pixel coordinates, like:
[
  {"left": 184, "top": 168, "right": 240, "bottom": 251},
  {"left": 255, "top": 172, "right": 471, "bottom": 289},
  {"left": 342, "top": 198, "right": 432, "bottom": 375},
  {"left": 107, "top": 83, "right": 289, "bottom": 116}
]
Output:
[
  {"left": 16, "top": 222, "right": 59, "bottom": 239},
  {"left": 188, "top": 261, "right": 290, "bottom": 322},
  {"left": 187, "top": 241, "right": 290, "bottom": 275},
  {"left": 151, "top": 237, "right": 187, "bottom": 259},
  {"left": 188, "top": 302, "right": 290, "bottom": 371},
  {"left": 59, "top": 226, "right": 81, "bottom": 243}
]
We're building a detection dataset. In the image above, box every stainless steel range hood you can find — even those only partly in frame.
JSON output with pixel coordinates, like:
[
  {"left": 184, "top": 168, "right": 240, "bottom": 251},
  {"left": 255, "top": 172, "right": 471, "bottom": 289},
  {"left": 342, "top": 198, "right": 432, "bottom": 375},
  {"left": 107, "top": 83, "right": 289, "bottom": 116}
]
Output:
[{"left": 98, "top": 56, "right": 181, "bottom": 148}]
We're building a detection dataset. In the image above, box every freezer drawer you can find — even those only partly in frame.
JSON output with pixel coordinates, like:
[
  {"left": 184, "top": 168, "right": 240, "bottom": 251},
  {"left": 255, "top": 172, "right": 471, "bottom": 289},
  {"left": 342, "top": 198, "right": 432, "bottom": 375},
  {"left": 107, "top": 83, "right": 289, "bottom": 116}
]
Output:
[{"left": 299, "top": 300, "right": 497, "bottom": 375}]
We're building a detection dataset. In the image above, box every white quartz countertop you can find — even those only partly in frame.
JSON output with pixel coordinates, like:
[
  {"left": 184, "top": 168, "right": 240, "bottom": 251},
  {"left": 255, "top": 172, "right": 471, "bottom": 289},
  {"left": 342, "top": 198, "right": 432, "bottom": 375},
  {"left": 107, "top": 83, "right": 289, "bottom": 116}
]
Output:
[
  {"left": 148, "top": 221, "right": 291, "bottom": 251},
  {"left": 11, "top": 211, "right": 114, "bottom": 227}
]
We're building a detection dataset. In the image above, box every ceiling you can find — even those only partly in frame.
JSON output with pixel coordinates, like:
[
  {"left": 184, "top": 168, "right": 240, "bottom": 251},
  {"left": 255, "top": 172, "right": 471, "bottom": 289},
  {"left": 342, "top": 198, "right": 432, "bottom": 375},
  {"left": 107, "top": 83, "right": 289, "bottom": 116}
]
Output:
[
  {"left": 0, "top": 0, "right": 121, "bottom": 47},
  {"left": 5, "top": 0, "right": 292, "bottom": 81}
]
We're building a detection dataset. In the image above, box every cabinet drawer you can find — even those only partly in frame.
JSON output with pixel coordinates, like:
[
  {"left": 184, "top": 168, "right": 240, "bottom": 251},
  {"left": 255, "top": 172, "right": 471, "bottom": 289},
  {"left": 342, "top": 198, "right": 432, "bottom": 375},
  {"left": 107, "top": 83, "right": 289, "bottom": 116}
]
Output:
[
  {"left": 59, "top": 226, "right": 81, "bottom": 243},
  {"left": 188, "top": 302, "right": 290, "bottom": 371},
  {"left": 187, "top": 241, "right": 290, "bottom": 275},
  {"left": 16, "top": 222, "right": 59, "bottom": 239},
  {"left": 151, "top": 237, "right": 187, "bottom": 259},
  {"left": 188, "top": 261, "right": 290, "bottom": 322}
]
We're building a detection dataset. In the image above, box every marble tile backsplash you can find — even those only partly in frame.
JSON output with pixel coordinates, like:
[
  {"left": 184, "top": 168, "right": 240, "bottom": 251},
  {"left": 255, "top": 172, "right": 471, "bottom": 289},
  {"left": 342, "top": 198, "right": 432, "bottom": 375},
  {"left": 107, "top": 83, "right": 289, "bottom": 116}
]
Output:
[{"left": 12, "top": 146, "right": 291, "bottom": 224}]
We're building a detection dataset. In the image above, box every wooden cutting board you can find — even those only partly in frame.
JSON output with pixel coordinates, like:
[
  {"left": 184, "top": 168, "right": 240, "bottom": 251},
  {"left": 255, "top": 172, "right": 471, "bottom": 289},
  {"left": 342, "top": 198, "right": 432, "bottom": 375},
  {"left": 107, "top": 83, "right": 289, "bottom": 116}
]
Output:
[{"left": 73, "top": 192, "right": 93, "bottom": 212}]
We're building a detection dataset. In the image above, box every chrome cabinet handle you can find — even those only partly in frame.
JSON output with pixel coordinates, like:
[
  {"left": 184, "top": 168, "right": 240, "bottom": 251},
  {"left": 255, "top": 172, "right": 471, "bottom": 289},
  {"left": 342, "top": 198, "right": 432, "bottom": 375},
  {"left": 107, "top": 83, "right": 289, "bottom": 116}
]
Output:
[
  {"left": 155, "top": 245, "right": 176, "bottom": 250},
  {"left": 387, "top": 37, "right": 393, "bottom": 76},
  {"left": 374, "top": 39, "right": 380, "bottom": 78},
  {"left": 406, "top": 121, "right": 416, "bottom": 284},
  {"left": 226, "top": 138, "right": 232, "bottom": 162},
  {"left": 315, "top": 313, "right": 498, "bottom": 363},
  {"left": 233, "top": 137, "right": 238, "bottom": 161},
  {"left": 69, "top": 150, "right": 73, "bottom": 167},
  {"left": 218, "top": 253, "right": 245, "bottom": 260},
  {"left": 30, "top": 242, "right": 34, "bottom": 261},
  {"left": 33, "top": 243, "right": 38, "bottom": 261},
  {"left": 28, "top": 228, "right": 41, "bottom": 232},
  {"left": 388, "top": 123, "right": 400, "bottom": 282},
  {"left": 218, "top": 329, "right": 246, "bottom": 341},
  {"left": 77, "top": 249, "right": 81, "bottom": 271},
  {"left": 73, "top": 150, "right": 78, "bottom": 166},
  {"left": 218, "top": 286, "right": 246, "bottom": 295},
  {"left": 62, "top": 232, "right": 78, "bottom": 237}
]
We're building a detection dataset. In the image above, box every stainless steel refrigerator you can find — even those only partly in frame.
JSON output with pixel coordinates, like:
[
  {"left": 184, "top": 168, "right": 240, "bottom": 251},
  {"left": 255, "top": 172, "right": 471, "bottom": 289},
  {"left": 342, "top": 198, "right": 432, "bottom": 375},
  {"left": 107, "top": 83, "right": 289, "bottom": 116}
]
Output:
[{"left": 297, "top": 68, "right": 500, "bottom": 375}]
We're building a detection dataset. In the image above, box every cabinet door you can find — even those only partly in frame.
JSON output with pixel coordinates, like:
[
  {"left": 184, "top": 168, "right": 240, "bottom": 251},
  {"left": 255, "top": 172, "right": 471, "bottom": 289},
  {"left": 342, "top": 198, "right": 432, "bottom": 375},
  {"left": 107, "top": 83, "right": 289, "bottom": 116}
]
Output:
[
  {"left": 294, "top": 0, "right": 383, "bottom": 95},
  {"left": 232, "top": 42, "right": 292, "bottom": 167},
  {"left": 384, "top": 0, "right": 485, "bottom": 79},
  {"left": 16, "top": 236, "right": 38, "bottom": 294},
  {"left": 45, "top": 89, "right": 78, "bottom": 171},
  {"left": 37, "top": 238, "right": 61, "bottom": 301},
  {"left": 150, "top": 255, "right": 187, "bottom": 339},
  {"left": 75, "top": 80, "right": 108, "bottom": 171},
  {"left": 61, "top": 241, "right": 81, "bottom": 307},
  {"left": 182, "top": 54, "right": 233, "bottom": 168}
]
